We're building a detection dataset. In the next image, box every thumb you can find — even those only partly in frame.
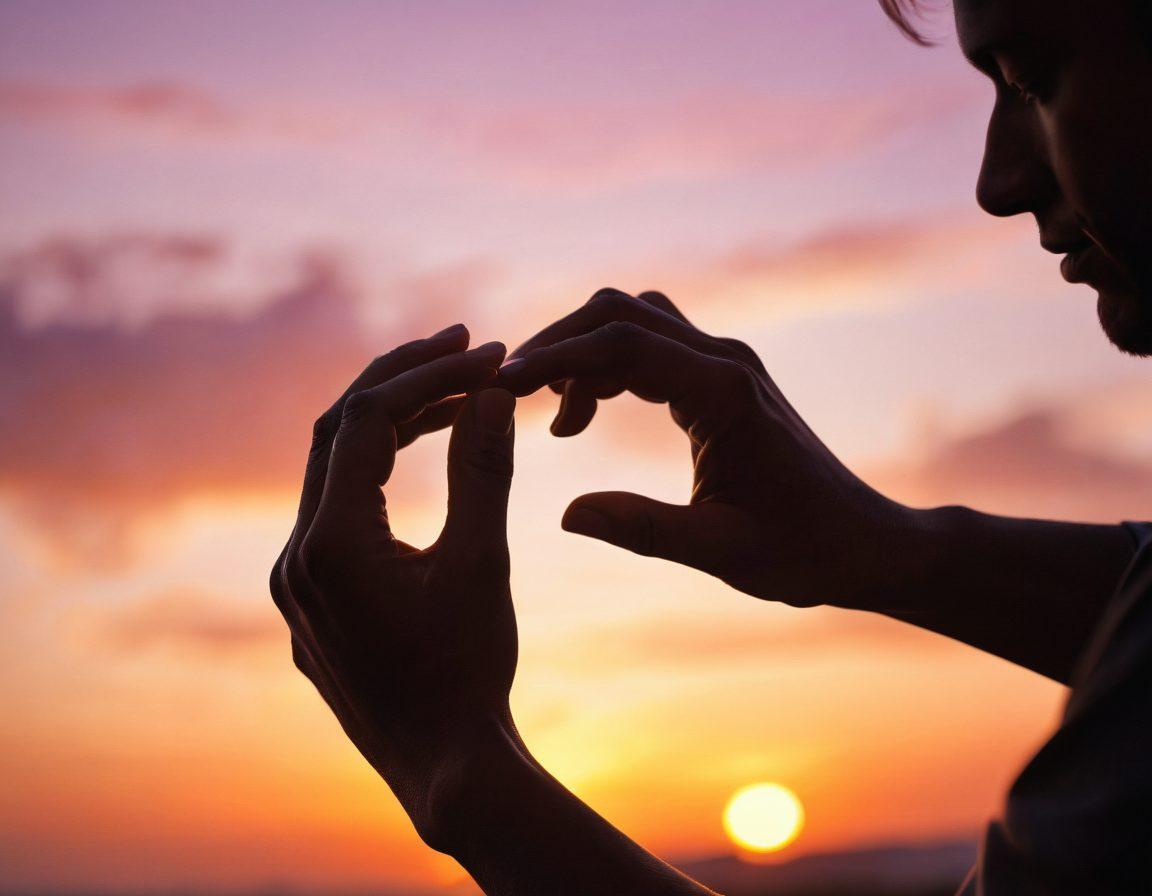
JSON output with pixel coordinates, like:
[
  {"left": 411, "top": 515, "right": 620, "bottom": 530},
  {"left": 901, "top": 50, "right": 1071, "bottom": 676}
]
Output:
[
  {"left": 441, "top": 388, "right": 516, "bottom": 551},
  {"left": 561, "top": 491, "right": 701, "bottom": 564}
]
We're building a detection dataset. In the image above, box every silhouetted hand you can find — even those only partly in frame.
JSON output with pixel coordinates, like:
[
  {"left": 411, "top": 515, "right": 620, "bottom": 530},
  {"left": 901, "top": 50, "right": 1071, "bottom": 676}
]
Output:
[
  {"left": 270, "top": 327, "right": 521, "bottom": 843},
  {"left": 499, "top": 289, "right": 911, "bottom": 611}
]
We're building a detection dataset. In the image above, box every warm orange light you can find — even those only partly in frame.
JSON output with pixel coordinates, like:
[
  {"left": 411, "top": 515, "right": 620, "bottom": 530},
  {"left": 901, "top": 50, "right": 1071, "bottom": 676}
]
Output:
[{"left": 722, "top": 782, "right": 805, "bottom": 853}]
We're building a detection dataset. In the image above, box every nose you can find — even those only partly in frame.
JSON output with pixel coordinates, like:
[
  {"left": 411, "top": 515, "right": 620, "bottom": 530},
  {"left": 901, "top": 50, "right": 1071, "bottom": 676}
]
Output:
[{"left": 975, "top": 98, "right": 1055, "bottom": 218}]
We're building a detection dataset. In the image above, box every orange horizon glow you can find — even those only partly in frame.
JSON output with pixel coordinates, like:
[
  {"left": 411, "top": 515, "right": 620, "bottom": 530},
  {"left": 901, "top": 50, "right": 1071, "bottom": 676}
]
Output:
[{"left": 2, "top": 2, "right": 1150, "bottom": 894}]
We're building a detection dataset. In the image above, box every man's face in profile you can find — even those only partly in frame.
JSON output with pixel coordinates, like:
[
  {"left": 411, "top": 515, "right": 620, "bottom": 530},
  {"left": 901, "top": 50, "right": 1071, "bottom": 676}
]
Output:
[{"left": 955, "top": 0, "right": 1152, "bottom": 355}]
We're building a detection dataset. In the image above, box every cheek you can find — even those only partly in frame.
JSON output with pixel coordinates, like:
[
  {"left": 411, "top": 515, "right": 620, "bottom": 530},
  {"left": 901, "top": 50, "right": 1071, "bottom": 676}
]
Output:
[{"left": 1045, "top": 60, "right": 1152, "bottom": 281}]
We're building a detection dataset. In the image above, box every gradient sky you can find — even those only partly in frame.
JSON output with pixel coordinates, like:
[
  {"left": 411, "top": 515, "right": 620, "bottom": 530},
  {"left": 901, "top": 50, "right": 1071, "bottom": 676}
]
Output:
[{"left": 2, "top": 1, "right": 1150, "bottom": 893}]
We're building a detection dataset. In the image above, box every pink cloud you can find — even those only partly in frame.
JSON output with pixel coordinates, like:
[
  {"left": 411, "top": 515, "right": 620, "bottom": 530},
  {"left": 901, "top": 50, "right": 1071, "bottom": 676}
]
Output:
[
  {"left": 661, "top": 210, "right": 1023, "bottom": 315},
  {"left": 0, "top": 81, "right": 240, "bottom": 137},
  {"left": 0, "top": 235, "right": 496, "bottom": 565},
  {"left": 511, "top": 210, "right": 1027, "bottom": 337},
  {"left": 873, "top": 390, "right": 1152, "bottom": 523}
]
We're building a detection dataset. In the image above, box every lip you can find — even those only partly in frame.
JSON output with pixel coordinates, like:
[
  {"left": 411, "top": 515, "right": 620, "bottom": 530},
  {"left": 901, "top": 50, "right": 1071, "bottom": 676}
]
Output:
[{"left": 1060, "top": 245, "right": 1096, "bottom": 283}]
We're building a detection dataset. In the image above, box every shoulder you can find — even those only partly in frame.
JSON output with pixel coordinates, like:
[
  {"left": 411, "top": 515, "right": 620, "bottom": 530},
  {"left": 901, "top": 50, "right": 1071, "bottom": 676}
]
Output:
[{"left": 977, "top": 521, "right": 1152, "bottom": 894}]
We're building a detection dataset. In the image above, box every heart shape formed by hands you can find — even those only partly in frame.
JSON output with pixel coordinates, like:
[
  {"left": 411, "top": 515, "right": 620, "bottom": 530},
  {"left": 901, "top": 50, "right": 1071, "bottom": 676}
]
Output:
[{"left": 269, "top": 286, "right": 904, "bottom": 851}]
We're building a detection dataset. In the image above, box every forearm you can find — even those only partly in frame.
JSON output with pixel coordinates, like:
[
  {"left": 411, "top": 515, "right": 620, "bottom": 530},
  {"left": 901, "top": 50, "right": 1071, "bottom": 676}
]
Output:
[
  {"left": 422, "top": 719, "right": 718, "bottom": 896},
  {"left": 871, "top": 505, "right": 1135, "bottom": 683}
]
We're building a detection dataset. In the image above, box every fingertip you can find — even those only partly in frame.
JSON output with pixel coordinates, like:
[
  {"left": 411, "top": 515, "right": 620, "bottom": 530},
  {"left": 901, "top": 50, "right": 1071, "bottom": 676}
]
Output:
[
  {"left": 471, "top": 340, "right": 507, "bottom": 361},
  {"left": 499, "top": 356, "right": 526, "bottom": 375},
  {"left": 551, "top": 383, "right": 597, "bottom": 437},
  {"left": 473, "top": 388, "right": 516, "bottom": 435},
  {"left": 561, "top": 503, "right": 612, "bottom": 541},
  {"left": 550, "top": 409, "right": 592, "bottom": 437},
  {"left": 431, "top": 322, "right": 469, "bottom": 342}
]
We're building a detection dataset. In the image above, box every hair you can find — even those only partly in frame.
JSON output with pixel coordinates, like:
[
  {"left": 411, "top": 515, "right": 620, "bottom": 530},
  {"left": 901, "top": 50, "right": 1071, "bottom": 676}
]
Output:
[
  {"left": 879, "top": 0, "right": 1152, "bottom": 51},
  {"left": 877, "top": 0, "right": 935, "bottom": 46}
]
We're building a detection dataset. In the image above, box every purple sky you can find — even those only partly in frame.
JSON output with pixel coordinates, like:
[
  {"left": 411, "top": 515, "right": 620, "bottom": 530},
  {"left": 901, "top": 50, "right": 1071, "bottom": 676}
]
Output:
[{"left": 2, "top": 2, "right": 1150, "bottom": 892}]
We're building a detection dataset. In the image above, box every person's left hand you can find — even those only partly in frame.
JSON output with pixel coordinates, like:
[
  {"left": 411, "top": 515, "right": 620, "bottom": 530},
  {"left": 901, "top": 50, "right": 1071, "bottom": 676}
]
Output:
[
  {"left": 496, "top": 288, "right": 911, "bottom": 612},
  {"left": 269, "top": 327, "right": 524, "bottom": 848}
]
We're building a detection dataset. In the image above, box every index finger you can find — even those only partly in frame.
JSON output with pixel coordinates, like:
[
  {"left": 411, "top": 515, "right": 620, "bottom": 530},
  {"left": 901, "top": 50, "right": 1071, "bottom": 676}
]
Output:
[
  {"left": 311, "top": 342, "right": 507, "bottom": 540},
  {"left": 498, "top": 322, "right": 748, "bottom": 432},
  {"left": 292, "top": 325, "right": 469, "bottom": 550},
  {"left": 508, "top": 288, "right": 709, "bottom": 365}
]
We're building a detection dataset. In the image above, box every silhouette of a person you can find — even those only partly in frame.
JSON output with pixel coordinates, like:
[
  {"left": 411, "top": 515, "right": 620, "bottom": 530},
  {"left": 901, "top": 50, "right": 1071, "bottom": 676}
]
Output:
[{"left": 271, "top": 1, "right": 1152, "bottom": 892}]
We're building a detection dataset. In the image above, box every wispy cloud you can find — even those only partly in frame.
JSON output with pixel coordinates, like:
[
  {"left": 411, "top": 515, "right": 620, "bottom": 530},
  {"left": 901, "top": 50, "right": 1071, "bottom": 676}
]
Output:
[
  {"left": 0, "top": 81, "right": 241, "bottom": 136},
  {"left": 660, "top": 211, "right": 1025, "bottom": 318},
  {"left": 1, "top": 78, "right": 981, "bottom": 187},
  {"left": 542, "top": 606, "right": 961, "bottom": 677},
  {"left": 874, "top": 385, "right": 1152, "bottom": 522},
  {"left": 100, "top": 587, "right": 283, "bottom": 655}
]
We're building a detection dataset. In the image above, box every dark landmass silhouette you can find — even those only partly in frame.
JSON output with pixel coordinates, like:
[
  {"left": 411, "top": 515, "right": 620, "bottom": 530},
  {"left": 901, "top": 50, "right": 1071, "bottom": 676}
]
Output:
[
  {"left": 679, "top": 838, "right": 976, "bottom": 895},
  {"left": 3, "top": 837, "right": 977, "bottom": 896}
]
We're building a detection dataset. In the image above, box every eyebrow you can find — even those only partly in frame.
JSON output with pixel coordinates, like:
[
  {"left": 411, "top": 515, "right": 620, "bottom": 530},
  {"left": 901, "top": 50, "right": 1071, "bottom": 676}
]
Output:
[{"left": 962, "top": 31, "right": 1039, "bottom": 77}]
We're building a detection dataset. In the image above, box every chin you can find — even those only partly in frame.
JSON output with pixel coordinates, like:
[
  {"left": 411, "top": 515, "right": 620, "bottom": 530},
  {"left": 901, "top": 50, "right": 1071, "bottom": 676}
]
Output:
[{"left": 1098, "top": 287, "right": 1152, "bottom": 357}]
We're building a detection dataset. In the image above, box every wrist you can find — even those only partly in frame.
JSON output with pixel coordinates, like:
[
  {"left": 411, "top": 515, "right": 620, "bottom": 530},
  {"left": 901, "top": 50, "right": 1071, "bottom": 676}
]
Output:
[
  {"left": 406, "top": 711, "right": 536, "bottom": 854},
  {"left": 844, "top": 499, "right": 957, "bottom": 614}
]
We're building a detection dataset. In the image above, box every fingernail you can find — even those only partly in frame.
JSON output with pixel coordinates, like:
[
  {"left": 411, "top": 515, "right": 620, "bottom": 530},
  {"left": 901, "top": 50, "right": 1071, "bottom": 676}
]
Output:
[
  {"left": 561, "top": 505, "right": 612, "bottom": 540},
  {"left": 475, "top": 388, "right": 515, "bottom": 434},
  {"left": 500, "top": 358, "right": 527, "bottom": 376},
  {"left": 472, "top": 340, "right": 506, "bottom": 357},
  {"left": 432, "top": 323, "right": 467, "bottom": 340}
]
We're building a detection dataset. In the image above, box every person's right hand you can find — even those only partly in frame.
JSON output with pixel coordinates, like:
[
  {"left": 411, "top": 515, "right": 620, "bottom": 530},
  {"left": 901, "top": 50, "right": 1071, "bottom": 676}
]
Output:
[
  {"left": 270, "top": 327, "right": 526, "bottom": 849},
  {"left": 498, "top": 288, "right": 917, "bottom": 612}
]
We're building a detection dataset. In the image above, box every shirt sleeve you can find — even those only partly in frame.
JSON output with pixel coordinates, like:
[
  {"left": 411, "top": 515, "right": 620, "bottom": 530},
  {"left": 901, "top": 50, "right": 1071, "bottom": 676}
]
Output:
[{"left": 965, "top": 521, "right": 1152, "bottom": 895}]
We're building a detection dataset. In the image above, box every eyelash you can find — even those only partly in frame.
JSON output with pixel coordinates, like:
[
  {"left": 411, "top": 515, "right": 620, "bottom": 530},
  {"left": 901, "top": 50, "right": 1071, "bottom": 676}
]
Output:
[{"left": 1008, "top": 80, "right": 1042, "bottom": 105}]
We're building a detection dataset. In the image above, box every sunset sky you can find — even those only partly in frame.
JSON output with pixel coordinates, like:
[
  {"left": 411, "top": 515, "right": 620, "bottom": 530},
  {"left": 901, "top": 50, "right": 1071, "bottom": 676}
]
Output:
[{"left": 2, "top": 1, "right": 1151, "bottom": 893}]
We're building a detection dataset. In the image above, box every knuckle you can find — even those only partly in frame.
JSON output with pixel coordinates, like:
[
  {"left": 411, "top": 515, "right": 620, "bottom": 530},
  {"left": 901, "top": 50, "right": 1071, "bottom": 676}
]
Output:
[
  {"left": 716, "top": 336, "right": 753, "bottom": 358},
  {"left": 291, "top": 639, "right": 314, "bottom": 678},
  {"left": 637, "top": 289, "right": 670, "bottom": 304},
  {"left": 599, "top": 320, "right": 648, "bottom": 365},
  {"left": 464, "top": 434, "right": 514, "bottom": 479},
  {"left": 339, "top": 389, "right": 376, "bottom": 429},
  {"left": 366, "top": 343, "right": 408, "bottom": 374},
  {"left": 269, "top": 548, "right": 293, "bottom": 607},
  {"left": 600, "top": 318, "right": 645, "bottom": 345},
  {"left": 296, "top": 531, "right": 339, "bottom": 583},
  {"left": 449, "top": 543, "right": 510, "bottom": 579},
  {"left": 266, "top": 562, "right": 292, "bottom": 617},
  {"left": 715, "top": 336, "right": 767, "bottom": 374},
  {"left": 632, "top": 509, "right": 656, "bottom": 557},
  {"left": 600, "top": 293, "right": 637, "bottom": 319},
  {"left": 311, "top": 403, "right": 341, "bottom": 449},
  {"left": 587, "top": 286, "right": 629, "bottom": 305},
  {"left": 716, "top": 358, "right": 759, "bottom": 401}
]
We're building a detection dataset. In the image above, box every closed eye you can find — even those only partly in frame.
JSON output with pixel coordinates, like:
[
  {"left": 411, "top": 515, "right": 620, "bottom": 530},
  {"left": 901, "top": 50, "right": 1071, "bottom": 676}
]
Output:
[{"left": 1007, "top": 80, "right": 1042, "bottom": 105}]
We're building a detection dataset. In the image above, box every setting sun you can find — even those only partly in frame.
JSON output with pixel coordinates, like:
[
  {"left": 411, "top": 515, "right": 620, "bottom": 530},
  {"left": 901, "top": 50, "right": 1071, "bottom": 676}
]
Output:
[{"left": 722, "top": 782, "right": 805, "bottom": 853}]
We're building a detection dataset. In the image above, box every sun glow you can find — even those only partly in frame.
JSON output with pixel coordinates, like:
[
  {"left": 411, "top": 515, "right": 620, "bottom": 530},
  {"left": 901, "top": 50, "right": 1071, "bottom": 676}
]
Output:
[{"left": 722, "top": 782, "right": 805, "bottom": 853}]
